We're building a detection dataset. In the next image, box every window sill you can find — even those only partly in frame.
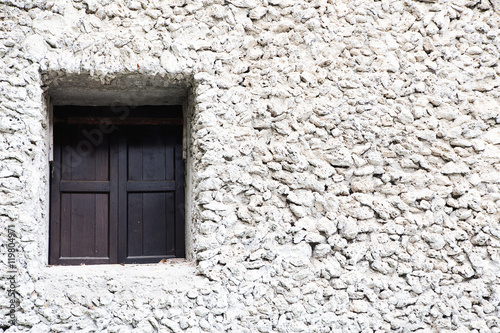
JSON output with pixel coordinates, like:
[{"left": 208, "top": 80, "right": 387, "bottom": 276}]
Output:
[{"left": 38, "top": 259, "right": 206, "bottom": 293}]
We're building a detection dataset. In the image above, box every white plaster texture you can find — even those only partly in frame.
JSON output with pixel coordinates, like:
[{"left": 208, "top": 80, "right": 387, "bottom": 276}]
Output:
[{"left": 1, "top": 0, "right": 500, "bottom": 332}]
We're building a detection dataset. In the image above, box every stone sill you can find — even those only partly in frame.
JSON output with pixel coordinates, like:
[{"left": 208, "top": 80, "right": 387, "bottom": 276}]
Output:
[
  {"left": 44, "top": 259, "right": 196, "bottom": 277},
  {"left": 38, "top": 259, "right": 207, "bottom": 293}
]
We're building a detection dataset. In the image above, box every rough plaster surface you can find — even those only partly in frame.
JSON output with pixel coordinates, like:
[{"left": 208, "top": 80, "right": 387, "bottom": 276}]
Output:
[{"left": 1, "top": 0, "right": 500, "bottom": 332}]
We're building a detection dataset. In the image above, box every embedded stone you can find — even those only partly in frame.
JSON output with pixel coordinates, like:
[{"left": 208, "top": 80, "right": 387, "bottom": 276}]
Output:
[
  {"left": 441, "top": 162, "right": 470, "bottom": 175},
  {"left": 484, "top": 127, "right": 500, "bottom": 145}
]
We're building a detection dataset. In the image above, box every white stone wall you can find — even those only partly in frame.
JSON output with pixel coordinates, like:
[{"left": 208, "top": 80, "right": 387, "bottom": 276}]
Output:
[{"left": 1, "top": 0, "right": 500, "bottom": 331}]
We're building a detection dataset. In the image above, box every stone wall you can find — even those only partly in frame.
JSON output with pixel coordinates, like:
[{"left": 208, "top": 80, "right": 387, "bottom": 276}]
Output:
[{"left": 1, "top": 0, "right": 500, "bottom": 331}]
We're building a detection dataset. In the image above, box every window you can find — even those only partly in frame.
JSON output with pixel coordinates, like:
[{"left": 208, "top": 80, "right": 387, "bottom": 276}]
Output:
[{"left": 49, "top": 106, "right": 185, "bottom": 265}]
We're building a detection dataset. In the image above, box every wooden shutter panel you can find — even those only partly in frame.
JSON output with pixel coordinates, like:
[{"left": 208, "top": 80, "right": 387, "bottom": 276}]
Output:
[
  {"left": 118, "top": 125, "right": 185, "bottom": 264},
  {"left": 50, "top": 123, "right": 118, "bottom": 265}
]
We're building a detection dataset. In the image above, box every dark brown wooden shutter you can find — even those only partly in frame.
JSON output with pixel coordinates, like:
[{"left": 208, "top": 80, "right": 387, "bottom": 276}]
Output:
[
  {"left": 118, "top": 124, "right": 185, "bottom": 263},
  {"left": 49, "top": 106, "right": 184, "bottom": 265}
]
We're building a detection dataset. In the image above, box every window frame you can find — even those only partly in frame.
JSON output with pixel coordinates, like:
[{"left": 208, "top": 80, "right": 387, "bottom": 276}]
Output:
[{"left": 49, "top": 105, "right": 186, "bottom": 265}]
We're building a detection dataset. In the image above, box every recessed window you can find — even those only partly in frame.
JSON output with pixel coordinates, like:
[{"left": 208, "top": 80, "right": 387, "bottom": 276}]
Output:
[{"left": 49, "top": 106, "right": 185, "bottom": 265}]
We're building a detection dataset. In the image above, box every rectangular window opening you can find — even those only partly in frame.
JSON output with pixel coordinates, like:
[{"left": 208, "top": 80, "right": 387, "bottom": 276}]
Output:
[{"left": 49, "top": 105, "right": 186, "bottom": 265}]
